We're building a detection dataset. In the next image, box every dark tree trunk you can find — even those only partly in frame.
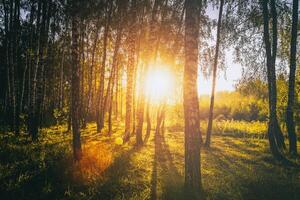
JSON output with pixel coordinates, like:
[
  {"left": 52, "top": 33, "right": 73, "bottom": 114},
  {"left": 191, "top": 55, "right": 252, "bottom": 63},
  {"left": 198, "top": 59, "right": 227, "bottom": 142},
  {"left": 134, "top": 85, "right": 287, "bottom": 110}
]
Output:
[
  {"left": 29, "top": 0, "right": 42, "bottom": 141},
  {"left": 269, "top": 0, "right": 286, "bottom": 150},
  {"left": 143, "top": 100, "right": 151, "bottom": 144},
  {"left": 261, "top": 0, "right": 286, "bottom": 161},
  {"left": 8, "top": 0, "right": 14, "bottom": 132},
  {"left": 87, "top": 20, "right": 100, "bottom": 121},
  {"left": 71, "top": 0, "right": 82, "bottom": 160},
  {"left": 155, "top": 104, "right": 165, "bottom": 137},
  {"left": 205, "top": 0, "right": 224, "bottom": 147},
  {"left": 108, "top": 67, "right": 117, "bottom": 135},
  {"left": 146, "top": 100, "right": 151, "bottom": 137},
  {"left": 105, "top": 61, "right": 117, "bottom": 134},
  {"left": 105, "top": 0, "right": 126, "bottom": 135},
  {"left": 132, "top": 59, "right": 137, "bottom": 136},
  {"left": 80, "top": 21, "right": 86, "bottom": 128},
  {"left": 120, "top": 73, "right": 123, "bottom": 119},
  {"left": 124, "top": 0, "right": 137, "bottom": 143},
  {"left": 2, "top": 0, "right": 11, "bottom": 122},
  {"left": 114, "top": 63, "right": 119, "bottom": 120},
  {"left": 96, "top": 0, "right": 113, "bottom": 132},
  {"left": 27, "top": 0, "right": 51, "bottom": 140},
  {"left": 184, "top": 0, "right": 201, "bottom": 194},
  {"left": 3, "top": 0, "right": 21, "bottom": 135},
  {"left": 104, "top": 35, "right": 121, "bottom": 130},
  {"left": 22, "top": 2, "right": 35, "bottom": 114},
  {"left": 40, "top": 0, "right": 52, "bottom": 127},
  {"left": 286, "top": 0, "right": 298, "bottom": 155},
  {"left": 13, "top": 0, "right": 21, "bottom": 136},
  {"left": 59, "top": 51, "right": 65, "bottom": 109}
]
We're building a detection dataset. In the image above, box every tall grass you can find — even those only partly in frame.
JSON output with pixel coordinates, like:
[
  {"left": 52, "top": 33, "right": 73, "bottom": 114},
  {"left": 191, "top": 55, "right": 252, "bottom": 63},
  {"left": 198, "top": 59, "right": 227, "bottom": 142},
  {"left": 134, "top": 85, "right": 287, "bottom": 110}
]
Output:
[
  {"left": 210, "top": 120, "right": 267, "bottom": 138},
  {"left": 167, "top": 118, "right": 267, "bottom": 139}
]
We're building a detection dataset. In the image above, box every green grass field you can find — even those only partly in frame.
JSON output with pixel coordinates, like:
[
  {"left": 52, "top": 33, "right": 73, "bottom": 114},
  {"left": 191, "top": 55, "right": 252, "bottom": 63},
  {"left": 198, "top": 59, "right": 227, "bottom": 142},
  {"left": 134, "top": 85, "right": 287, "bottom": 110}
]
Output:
[{"left": 0, "top": 121, "right": 299, "bottom": 200}]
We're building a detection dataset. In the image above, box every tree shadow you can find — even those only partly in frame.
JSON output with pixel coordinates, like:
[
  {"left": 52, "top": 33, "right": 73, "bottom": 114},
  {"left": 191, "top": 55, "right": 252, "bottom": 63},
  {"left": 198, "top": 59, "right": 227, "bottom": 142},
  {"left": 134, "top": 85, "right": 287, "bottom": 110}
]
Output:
[
  {"left": 93, "top": 145, "right": 142, "bottom": 199},
  {"left": 150, "top": 130, "right": 184, "bottom": 200},
  {"left": 202, "top": 137, "right": 300, "bottom": 200},
  {"left": 221, "top": 137, "right": 300, "bottom": 168}
]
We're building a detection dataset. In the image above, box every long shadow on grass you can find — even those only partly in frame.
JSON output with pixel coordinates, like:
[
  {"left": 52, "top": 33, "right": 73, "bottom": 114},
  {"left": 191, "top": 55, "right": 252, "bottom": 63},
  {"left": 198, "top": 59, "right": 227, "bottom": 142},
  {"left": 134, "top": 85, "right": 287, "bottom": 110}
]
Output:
[
  {"left": 220, "top": 137, "right": 299, "bottom": 168},
  {"left": 93, "top": 145, "right": 142, "bottom": 199},
  {"left": 203, "top": 138, "right": 300, "bottom": 200},
  {"left": 150, "top": 130, "right": 183, "bottom": 200}
]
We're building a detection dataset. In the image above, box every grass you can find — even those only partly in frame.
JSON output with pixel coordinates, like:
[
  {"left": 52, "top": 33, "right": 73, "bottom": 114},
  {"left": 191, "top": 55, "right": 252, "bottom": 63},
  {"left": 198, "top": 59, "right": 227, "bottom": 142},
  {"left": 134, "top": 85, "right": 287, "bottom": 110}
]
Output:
[
  {"left": 168, "top": 119, "right": 268, "bottom": 138},
  {"left": 0, "top": 120, "right": 300, "bottom": 200},
  {"left": 211, "top": 120, "right": 268, "bottom": 138}
]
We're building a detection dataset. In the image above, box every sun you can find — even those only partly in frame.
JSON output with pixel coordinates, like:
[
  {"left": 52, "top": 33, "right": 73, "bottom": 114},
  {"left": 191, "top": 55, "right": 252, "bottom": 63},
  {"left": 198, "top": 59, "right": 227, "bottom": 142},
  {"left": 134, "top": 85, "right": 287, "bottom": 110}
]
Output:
[{"left": 145, "top": 67, "right": 174, "bottom": 103}]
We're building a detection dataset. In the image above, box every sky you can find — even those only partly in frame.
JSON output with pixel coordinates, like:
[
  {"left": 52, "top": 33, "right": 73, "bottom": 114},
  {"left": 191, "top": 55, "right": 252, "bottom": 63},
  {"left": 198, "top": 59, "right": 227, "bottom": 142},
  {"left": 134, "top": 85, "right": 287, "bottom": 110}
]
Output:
[
  {"left": 198, "top": 4, "right": 243, "bottom": 95},
  {"left": 198, "top": 48, "right": 243, "bottom": 95}
]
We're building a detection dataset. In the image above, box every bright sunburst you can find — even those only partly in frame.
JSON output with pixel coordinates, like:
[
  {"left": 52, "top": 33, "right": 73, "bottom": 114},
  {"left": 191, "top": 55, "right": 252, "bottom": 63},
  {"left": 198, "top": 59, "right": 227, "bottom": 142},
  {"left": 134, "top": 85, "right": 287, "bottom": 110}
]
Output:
[{"left": 145, "top": 67, "right": 174, "bottom": 103}]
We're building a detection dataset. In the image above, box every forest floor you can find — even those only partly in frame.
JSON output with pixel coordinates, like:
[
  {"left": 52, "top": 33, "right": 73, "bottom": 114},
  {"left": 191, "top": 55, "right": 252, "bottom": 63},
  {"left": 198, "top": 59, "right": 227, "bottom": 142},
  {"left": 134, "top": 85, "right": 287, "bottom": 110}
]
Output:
[{"left": 0, "top": 121, "right": 300, "bottom": 200}]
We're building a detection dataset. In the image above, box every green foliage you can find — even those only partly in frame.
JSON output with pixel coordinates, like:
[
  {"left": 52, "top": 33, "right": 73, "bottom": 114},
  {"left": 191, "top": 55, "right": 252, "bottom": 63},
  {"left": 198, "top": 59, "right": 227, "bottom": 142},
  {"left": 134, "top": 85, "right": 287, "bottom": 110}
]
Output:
[
  {"left": 0, "top": 130, "right": 71, "bottom": 200},
  {"left": 236, "top": 76, "right": 300, "bottom": 127},
  {"left": 53, "top": 107, "right": 69, "bottom": 126},
  {"left": 198, "top": 91, "right": 268, "bottom": 121}
]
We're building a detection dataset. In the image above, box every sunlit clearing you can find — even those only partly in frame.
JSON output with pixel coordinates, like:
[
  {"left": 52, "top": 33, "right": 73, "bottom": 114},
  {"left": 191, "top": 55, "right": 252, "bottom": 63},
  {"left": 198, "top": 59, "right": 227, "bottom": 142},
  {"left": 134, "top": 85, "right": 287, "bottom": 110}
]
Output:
[{"left": 145, "top": 68, "right": 174, "bottom": 103}]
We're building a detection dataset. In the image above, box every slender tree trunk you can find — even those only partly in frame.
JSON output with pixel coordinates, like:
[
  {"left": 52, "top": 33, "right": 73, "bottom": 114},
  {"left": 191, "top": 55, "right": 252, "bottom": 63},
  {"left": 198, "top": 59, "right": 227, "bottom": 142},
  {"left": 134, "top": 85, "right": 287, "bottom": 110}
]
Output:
[
  {"left": 108, "top": 71, "right": 116, "bottom": 135},
  {"left": 132, "top": 32, "right": 141, "bottom": 136},
  {"left": 29, "top": 0, "right": 42, "bottom": 141},
  {"left": 114, "top": 63, "right": 119, "bottom": 120},
  {"left": 96, "top": 1, "right": 112, "bottom": 132},
  {"left": 205, "top": 0, "right": 224, "bottom": 147},
  {"left": 104, "top": 31, "right": 123, "bottom": 131},
  {"left": 105, "top": 64, "right": 116, "bottom": 134},
  {"left": 106, "top": 0, "right": 126, "bottom": 134},
  {"left": 20, "top": 54, "right": 28, "bottom": 113},
  {"left": 39, "top": 0, "right": 51, "bottom": 127},
  {"left": 13, "top": 0, "right": 21, "bottom": 135},
  {"left": 132, "top": 61, "right": 137, "bottom": 136},
  {"left": 8, "top": 0, "right": 14, "bottom": 132},
  {"left": 28, "top": 0, "right": 50, "bottom": 139},
  {"left": 124, "top": 0, "right": 137, "bottom": 143},
  {"left": 7, "top": 0, "right": 20, "bottom": 135},
  {"left": 23, "top": 2, "right": 35, "bottom": 115},
  {"left": 269, "top": 0, "right": 286, "bottom": 150},
  {"left": 6, "top": 0, "right": 19, "bottom": 135},
  {"left": 71, "top": 0, "right": 82, "bottom": 160},
  {"left": 80, "top": 22, "right": 86, "bottom": 128},
  {"left": 146, "top": 100, "right": 151, "bottom": 137},
  {"left": 143, "top": 100, "right": 151, "bottom": 143},
  {"left": 135, "top": 76, "right": 145, "bottom": 145},
  {"left": 87, "top": 21, "right": 100, "bottom": 121},
  {"left": 120, "top": 74, "right": 123, "bottom": 119},
  {"left": 67, "top": 103, "right": 72, "bottom": 132},
  {"left": 155, "top": 104, "right": 165, "bottom": 136},
  {"left": 27, "top": 57, "right": 31, "bottom": 125},
  {"left": 184, "top": 0, "right": 201, "bottom": 194},
  {"left": 286, "top": 0, "right": 298, "bottom": 155},
  {"left": 2, "top": 0, "right": 11, "bottom": 122},
  {"left": 59, "top": 51, "right": 65, "bottom": 109},
  {"left": 261, "top": 0, "right": 286, "bottom": 161}
]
